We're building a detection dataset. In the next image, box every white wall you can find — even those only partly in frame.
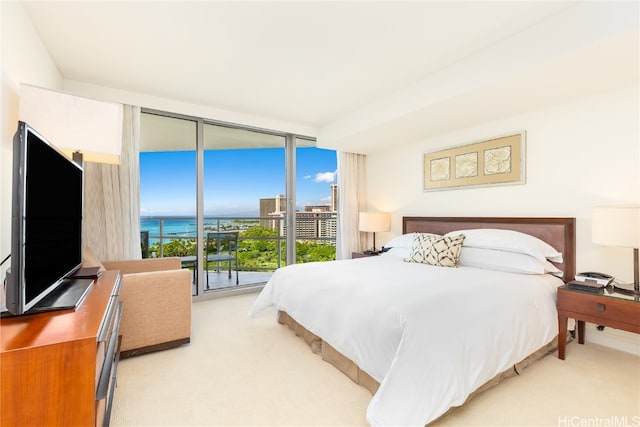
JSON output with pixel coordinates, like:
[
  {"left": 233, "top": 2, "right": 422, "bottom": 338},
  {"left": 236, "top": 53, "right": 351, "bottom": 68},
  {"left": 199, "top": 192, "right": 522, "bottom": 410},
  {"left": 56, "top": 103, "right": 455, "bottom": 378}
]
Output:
[
  {"left": 367, "top": 85, "right": 640, "bottom": 355},
  {"left": 1, "top": 2, "right": 63, "bottom": 289},
  {"left": 62, "top": 79, "right": 317, "bottom": 138}
]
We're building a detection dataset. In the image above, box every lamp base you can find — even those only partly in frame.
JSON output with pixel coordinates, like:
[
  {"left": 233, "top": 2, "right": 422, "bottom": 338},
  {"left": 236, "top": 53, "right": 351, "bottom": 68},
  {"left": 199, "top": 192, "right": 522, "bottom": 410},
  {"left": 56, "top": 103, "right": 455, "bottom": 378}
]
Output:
[{"left": 616, "top": 247, "right": 640, "bottom": 296}]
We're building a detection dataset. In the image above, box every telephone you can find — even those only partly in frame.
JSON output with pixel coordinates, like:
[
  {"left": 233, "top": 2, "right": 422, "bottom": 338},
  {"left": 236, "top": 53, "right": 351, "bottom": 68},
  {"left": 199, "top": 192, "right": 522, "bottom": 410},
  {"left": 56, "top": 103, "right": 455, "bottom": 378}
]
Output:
[{"left": 575, "top": 271, "right": 614, "bottom": 285}]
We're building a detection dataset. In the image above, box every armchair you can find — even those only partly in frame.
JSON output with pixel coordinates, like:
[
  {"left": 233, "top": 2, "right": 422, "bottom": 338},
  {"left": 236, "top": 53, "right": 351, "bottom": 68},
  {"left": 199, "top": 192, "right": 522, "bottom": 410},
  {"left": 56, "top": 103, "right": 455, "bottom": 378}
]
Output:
[{"left": 83, "top": 248, "right": 192, "bottom": 358}]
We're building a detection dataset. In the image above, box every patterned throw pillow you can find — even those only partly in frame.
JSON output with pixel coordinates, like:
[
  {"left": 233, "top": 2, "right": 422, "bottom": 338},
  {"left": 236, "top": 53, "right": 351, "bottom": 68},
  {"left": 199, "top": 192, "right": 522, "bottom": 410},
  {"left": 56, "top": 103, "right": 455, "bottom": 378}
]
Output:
[{"left": 406, "top": 233, "right": 465, "bottom": 267}]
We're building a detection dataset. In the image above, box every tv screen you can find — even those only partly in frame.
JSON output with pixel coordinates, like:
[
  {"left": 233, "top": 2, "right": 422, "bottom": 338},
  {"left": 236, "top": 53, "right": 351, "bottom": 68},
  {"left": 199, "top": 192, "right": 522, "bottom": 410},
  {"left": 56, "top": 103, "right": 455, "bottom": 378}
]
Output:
[{"left": 6, "top": 121, "right": 84, "bottom": 315}]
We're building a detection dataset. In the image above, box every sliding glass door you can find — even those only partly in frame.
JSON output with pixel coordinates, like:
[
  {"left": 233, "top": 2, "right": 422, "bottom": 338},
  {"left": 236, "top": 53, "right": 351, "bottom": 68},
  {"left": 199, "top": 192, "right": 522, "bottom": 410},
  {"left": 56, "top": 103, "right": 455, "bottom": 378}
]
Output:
[
  {"left": 140, "top": 109, "right": 334, "bottom": 300},
  {"left": 139, "top": 112, "right": 198, "bottom": 295},
  {"left": 202, "top": 123, "right": 286, "bottom": 291}
]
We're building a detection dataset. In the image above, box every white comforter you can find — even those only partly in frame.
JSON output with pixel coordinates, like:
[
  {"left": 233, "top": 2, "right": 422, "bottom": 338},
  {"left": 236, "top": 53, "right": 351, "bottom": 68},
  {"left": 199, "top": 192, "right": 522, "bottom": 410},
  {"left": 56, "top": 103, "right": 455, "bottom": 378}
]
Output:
[{"left": 250, "top": 254, "right": 562, "bottom": 426}]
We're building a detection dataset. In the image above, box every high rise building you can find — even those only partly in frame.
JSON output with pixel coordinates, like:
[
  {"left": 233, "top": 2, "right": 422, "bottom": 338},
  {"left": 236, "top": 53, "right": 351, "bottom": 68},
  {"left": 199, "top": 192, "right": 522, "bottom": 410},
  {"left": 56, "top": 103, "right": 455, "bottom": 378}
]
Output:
[
  {"left": 259, "top": 194, "right": 286, "bottom": 228},
  {"left": 304, "top": 205, "right": 331, "bottom": 212},
  {"left": 258, "top": 185, "right": 337, "bottom": 241}
]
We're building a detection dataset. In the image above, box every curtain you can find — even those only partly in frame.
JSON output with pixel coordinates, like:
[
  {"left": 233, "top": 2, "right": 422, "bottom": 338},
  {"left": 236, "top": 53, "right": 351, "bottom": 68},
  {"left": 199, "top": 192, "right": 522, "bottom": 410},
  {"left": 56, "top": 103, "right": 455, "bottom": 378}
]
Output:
[
  {"left": 83, "top": 105, "right": 141, "bottom": 261},
  {"left": 336, "top": 151, "right": 368, "bottom": 259}
]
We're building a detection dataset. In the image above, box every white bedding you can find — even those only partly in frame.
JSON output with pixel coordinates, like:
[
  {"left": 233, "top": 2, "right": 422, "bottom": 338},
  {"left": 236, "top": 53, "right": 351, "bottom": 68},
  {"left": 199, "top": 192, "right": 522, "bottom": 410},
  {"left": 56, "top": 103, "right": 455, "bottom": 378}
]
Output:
[{"left": 250, "top": 254, "right": 563, "bottom": 426}]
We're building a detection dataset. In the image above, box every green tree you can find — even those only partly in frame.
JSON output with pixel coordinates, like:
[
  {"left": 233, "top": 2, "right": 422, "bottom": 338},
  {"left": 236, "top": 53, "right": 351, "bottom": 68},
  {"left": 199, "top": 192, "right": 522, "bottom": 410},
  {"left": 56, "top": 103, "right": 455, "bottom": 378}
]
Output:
[
  {"left": 149, "top": 238, "right": 196, "bottom": 257},
  {"left": 296, "top": 241, "right": 336, "bottom": 263},
  {"left": 149, "top": 225, "right": 336, "bottom": 271},
  {"left": 237, "top": 226, "right": 280, "bottom": 270}
]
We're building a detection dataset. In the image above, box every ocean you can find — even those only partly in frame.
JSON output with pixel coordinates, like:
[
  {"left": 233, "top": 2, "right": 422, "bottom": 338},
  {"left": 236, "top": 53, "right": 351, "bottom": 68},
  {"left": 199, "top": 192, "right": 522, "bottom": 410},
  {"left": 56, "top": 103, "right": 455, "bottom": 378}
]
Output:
[{"left": 140, "top": 217, "right": 260, "bottom": 245}]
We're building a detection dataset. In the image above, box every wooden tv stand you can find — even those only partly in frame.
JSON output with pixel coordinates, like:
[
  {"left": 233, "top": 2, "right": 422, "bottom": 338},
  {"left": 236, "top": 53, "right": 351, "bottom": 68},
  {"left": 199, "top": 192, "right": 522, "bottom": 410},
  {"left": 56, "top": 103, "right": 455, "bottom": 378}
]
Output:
[{"left": 1, "top": 271, "right": 123, "bottom": 427}]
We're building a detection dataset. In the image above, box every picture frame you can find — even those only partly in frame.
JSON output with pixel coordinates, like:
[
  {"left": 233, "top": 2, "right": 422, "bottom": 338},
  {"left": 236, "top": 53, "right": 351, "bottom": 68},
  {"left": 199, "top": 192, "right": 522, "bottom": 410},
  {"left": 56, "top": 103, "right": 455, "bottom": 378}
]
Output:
[{"left": 423, "top": 131, "right": 525, "bottom": 191}]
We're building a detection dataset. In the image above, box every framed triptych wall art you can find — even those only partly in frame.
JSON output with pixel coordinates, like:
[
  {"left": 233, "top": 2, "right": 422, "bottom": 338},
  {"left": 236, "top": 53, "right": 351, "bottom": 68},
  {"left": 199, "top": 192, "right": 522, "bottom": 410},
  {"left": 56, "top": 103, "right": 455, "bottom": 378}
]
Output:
[{"left": 423, "top": 132, "right": 525, "bottom": 191}]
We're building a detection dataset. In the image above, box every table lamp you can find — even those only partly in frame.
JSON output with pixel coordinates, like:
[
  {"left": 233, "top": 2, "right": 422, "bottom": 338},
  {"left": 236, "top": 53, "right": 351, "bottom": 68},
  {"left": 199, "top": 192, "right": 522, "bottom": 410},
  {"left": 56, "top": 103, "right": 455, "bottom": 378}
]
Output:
[
  {"left": 592, "top": 205, "right": 640, "bottom": 295},
  {"left": 359, "top": 212, "right": 390, "bottom": 254},
  {"left": 19, "top": 84, "right": 123, "bottom": 165}
]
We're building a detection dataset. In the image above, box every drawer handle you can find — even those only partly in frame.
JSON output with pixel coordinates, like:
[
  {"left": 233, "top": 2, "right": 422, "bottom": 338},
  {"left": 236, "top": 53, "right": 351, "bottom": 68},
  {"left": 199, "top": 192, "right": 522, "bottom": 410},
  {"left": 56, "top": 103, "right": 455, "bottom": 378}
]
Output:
[{"left": 595, "top": 303, "right": 605, "bottom": 312}]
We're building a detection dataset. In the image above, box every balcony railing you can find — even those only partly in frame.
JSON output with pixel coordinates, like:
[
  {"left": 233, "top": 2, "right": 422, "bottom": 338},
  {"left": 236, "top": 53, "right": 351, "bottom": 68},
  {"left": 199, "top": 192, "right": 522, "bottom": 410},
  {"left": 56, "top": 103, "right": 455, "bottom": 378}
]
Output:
[{"left": 140, "top": 215, "right": 336, "bottom": 291}]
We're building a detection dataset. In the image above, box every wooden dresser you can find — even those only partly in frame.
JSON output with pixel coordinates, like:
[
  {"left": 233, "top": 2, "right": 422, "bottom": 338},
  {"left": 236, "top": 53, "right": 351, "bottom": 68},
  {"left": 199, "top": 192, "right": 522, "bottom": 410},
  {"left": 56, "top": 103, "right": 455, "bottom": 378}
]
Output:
[{"left": 1, "top": 271, "right": 123, "bottom": 427}]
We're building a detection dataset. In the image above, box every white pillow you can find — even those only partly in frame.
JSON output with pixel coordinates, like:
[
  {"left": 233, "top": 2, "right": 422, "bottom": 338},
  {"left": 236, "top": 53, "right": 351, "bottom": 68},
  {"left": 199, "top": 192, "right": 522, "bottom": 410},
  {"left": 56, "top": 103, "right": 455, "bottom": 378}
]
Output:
[
  {"left": 380, "top": 246, "right": 411, "bottom": 259},
  {"left": 459, "top": 247, "right": 563, "bottom": 275},
  {"left": 382, "top": 233, "right": 432, "bottom": 259},
  {"left": 445, "top": 228, "right": 563, "bottom": 263},
  {"left": 382, "top": 233, "right": 419, "bottom": 249},
  {"left": 545, "top": 261, "right": 564, "bottom": 277}
]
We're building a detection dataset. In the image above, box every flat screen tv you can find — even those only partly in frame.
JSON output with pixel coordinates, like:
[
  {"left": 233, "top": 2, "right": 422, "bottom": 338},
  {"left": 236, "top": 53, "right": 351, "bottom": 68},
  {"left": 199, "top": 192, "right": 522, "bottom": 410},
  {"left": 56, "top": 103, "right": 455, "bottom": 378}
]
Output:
[{"left": 5, "top": 121, "right": 88, "bottom": 316}]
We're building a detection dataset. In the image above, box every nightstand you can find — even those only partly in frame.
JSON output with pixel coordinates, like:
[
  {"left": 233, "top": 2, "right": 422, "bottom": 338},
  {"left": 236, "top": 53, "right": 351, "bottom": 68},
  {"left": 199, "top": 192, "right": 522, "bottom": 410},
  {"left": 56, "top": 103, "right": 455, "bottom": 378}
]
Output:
[
  {"left": 557, "top": 285, "right": 640, "bottom": 360},
  {"left": 352, "top": 251, "right": 380, "bottom": 259}
]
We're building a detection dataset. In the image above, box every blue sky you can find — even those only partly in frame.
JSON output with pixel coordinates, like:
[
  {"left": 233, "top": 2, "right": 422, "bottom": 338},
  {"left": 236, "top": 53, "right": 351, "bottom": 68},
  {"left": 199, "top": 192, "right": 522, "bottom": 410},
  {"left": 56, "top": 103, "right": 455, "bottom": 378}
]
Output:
[{"left": 140, "top": 147, "right": 336, "bottom": 216}]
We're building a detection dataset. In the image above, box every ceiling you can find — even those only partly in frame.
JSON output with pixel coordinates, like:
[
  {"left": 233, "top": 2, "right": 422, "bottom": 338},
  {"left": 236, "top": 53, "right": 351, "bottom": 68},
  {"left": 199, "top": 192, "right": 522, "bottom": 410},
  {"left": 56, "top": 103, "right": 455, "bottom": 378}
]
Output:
[{"left": 20, "top": 1, "right": 639, "bottom": 153}]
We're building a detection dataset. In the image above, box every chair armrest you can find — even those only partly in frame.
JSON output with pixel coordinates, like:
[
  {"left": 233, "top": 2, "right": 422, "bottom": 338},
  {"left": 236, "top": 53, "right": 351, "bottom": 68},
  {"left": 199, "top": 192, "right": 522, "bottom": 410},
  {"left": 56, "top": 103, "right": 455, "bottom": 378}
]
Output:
[{"left": 103, "top": 257, "right": 182, "bottom": 274}]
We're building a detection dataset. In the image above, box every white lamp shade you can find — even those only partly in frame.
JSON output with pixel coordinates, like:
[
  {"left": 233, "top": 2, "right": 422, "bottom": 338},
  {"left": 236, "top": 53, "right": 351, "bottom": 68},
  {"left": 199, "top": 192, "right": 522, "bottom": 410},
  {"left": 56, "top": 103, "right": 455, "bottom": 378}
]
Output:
[
  {"left": 19, "top": 84, "right": 123, "bottom": 164},
  {"left": 592, "top": 205, "right": 640, "bottom": 248},
  {"left": 359, "top": 212, "right": 391, "bottom": 232}
]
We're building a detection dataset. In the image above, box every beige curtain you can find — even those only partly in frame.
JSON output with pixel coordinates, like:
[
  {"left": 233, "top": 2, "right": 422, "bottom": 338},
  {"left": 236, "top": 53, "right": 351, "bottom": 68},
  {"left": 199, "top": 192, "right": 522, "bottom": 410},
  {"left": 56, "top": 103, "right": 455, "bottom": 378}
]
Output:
[
  {"left": 336, "top": 151, "right": 368, "bottom": 259},
  {"left": 83, "top": 105, "right": 141, "bottom": 261}
]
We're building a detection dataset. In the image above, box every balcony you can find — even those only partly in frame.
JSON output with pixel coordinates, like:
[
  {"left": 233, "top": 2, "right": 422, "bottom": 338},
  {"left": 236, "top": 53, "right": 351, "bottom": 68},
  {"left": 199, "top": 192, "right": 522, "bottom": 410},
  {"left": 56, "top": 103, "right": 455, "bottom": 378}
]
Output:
[{"left": 140, "top": 215, "right": 336, "bottom": 295}]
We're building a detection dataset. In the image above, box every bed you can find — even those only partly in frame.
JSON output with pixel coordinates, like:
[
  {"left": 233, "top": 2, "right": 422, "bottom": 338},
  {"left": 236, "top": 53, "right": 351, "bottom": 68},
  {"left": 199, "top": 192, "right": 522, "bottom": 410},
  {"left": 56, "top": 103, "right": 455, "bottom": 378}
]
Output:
[{"left": 250, "top": 216, "right": 576, "bottom": 426}]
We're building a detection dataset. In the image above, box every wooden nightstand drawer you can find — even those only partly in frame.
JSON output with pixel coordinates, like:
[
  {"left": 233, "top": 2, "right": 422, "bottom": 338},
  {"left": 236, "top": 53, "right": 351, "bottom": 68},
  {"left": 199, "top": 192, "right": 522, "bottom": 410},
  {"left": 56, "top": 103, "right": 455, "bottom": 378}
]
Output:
[{"left": 557, "top": 289, "right": 639, "bottom": 327}]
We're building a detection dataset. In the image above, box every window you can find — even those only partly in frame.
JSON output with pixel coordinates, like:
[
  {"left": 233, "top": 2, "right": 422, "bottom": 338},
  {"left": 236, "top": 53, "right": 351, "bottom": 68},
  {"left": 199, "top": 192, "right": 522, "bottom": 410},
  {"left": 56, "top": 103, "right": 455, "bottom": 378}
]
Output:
[{"left": 140, "top": 110, "right": 335, "bottom": 299}]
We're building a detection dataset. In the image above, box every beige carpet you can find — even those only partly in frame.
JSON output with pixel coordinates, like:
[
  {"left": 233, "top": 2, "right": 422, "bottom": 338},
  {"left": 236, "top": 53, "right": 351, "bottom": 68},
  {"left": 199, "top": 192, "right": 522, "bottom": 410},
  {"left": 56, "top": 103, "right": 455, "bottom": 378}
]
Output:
[{"left": 111, "top": 292, "right": 640, "bottom": 426}]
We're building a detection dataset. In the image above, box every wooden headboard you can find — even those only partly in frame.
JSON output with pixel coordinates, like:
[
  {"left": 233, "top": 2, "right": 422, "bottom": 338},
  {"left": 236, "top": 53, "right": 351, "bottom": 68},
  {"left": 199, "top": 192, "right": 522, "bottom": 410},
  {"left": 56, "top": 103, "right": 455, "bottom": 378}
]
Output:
[{"left": 403, "top": 216, "right": 576, "bottom": 283}]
